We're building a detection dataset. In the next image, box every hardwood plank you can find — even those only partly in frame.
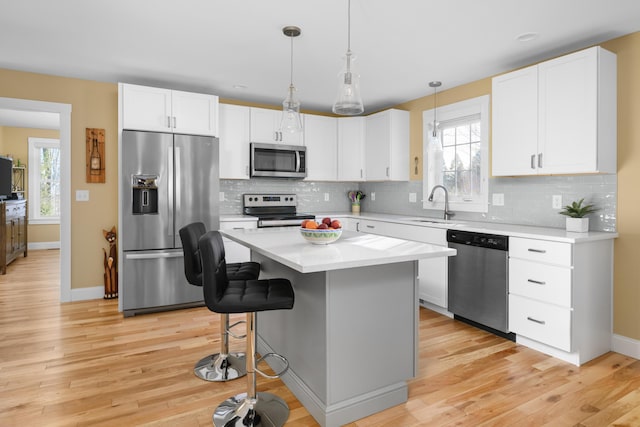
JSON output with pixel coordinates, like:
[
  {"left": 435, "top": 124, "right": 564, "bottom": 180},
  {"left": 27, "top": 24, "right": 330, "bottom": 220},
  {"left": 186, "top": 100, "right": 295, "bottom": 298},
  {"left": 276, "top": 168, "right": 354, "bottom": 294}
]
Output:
[{"left": 0, "top": 250, "right": 639, "bottom": 426}]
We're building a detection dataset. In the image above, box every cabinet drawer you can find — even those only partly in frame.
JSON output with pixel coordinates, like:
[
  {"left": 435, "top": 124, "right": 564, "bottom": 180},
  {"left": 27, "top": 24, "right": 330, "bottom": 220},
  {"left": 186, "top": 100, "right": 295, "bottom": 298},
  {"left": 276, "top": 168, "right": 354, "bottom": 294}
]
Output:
[
  {"left": 359, "top": 219, "right": 389, "bottom": 235},
  {"left": 6, "top": 203, "right": 26, "bottom": 219},
  {"left": 509, "top": 294, "right": 571, "bottom": 351},
  {"left": 510, "top": 237, "right": 571, "bottom": 266},
  {"left": 220, "top": 220, "right": 257, "bottom": 230},
  {"left": 384, "top": 222, "right": 446, "bottom": 245},
  {"left": 509, "top": 258, "right": 572, "bottom": 307}
]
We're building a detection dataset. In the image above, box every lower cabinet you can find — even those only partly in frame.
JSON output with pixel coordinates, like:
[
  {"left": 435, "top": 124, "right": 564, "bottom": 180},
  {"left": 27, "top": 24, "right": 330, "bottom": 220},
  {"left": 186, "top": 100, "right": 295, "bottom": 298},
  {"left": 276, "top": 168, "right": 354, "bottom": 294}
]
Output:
[
  {"left": 1, "top": 200, "right": 28, "bottom": 274},
  {"left": 220, "top": 219, "right": 257, "bottom": 264},
  {"left": 355, "top": 219, "right": 448, "bottom": 310},
  {"left": 508, "top": 236, "right": 613, "bottom": 366}
]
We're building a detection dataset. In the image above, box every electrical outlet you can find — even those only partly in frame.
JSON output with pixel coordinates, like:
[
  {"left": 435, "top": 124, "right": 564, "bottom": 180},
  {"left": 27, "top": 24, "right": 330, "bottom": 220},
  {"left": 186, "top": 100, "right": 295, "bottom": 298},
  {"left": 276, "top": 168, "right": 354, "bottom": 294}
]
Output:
[
  {"left": 492, "top": 193, "right": 504, "bottom": 206},
  {"left": 75, "top": 190, "right": 89, "bottom": 202},
  {"left": 409, "top": 193, "right": 417, "bottom": 203},
  {"left": 219, "top": 192, "right": 225, "bottom": 202},
  {"left": 371, "top": 192, "right": 375, "bottom": 201},
  {"left": 324, "top": 193, "right": 330, "bottom": 202},
  {"left": 552, "top": 195, "right": 563, "bottom": 209}
]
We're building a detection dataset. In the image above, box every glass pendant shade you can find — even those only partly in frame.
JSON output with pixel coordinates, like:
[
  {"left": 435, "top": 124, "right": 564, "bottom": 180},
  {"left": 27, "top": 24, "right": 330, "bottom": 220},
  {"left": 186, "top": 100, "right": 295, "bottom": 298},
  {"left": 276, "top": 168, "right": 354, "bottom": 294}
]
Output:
[
  {"left": 280, "top": 25, "right": 303, "bottom": 134},
  {"left": 281, "top": 84, "right": 303, "bottom": 133},
  {"left": 333, "top": 50, "right": 364, "bottom": 115}
]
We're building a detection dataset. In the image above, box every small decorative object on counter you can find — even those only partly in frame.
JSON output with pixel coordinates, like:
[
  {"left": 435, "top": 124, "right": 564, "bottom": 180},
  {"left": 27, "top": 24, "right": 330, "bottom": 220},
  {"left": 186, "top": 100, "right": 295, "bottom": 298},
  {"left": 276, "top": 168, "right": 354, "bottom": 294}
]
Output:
[
  {"left": 300, "top": 217, "right": 343, "bottom": 244},
  {"left": 102, "top": 226, "right": 118, "bottom": 299},
  {"left": 559, "top": 198, "right": 598, "bottom": 232},
  {"left": 348, "top": 190, "right": 365, "bottom": 214}
]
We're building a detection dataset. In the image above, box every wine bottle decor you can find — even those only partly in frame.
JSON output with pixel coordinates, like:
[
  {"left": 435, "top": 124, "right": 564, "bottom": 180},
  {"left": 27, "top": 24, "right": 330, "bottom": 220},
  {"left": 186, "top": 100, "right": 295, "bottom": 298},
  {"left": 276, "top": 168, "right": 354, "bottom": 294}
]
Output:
[{"left": 86, "top": 128, "right": 105, "bottom": 183}]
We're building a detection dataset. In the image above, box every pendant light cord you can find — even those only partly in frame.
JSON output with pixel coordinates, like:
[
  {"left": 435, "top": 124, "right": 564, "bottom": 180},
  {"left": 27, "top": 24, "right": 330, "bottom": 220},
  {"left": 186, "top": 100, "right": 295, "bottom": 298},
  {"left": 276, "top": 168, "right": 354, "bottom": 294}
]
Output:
[
  {"left": 347, "top": 0, "right": 351, "bottom": 52},
  {"left": 289, "top": 34, "right": 294, "bottom": 87}
]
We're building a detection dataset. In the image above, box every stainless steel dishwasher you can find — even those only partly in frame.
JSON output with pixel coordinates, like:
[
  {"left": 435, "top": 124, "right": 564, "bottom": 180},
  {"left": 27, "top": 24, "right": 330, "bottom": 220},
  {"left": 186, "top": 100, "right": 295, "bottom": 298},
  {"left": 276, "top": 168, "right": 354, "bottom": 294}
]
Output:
[{"left": 447, "top": 229, "right": 514, "bottom": 340}]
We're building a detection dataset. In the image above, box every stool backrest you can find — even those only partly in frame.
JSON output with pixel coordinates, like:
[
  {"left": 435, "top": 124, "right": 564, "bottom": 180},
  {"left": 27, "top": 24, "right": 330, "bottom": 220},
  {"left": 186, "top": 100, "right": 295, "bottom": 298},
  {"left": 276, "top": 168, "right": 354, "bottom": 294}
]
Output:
[
  {"left": 198, "top": 230, "right": 230, "bottom": 312},
  {"left": 179, "top": 222, "right": 207, "bottom": 286}
]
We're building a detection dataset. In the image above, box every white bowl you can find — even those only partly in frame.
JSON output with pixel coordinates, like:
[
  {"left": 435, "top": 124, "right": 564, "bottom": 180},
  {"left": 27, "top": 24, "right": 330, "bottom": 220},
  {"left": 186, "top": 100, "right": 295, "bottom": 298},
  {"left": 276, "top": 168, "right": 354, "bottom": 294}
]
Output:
[{"left": 299, "top": 228, "right": 343, "bottom": 245}]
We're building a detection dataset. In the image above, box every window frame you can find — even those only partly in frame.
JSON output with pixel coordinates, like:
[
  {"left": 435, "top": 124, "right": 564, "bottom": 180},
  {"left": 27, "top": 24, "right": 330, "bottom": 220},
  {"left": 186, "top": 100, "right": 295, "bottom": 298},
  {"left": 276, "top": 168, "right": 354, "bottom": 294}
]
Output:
[
  {"left": 422, "top": 95, "right": 490, "bottom": 213},
  {"left": 28, "top": 137, "right": 61, "bottom": 224}
]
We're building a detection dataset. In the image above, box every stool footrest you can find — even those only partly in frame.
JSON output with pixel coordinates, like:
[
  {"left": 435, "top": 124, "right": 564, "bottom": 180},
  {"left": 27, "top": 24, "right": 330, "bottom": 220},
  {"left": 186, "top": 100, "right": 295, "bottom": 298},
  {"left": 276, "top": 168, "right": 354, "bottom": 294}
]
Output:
[
  {"left": 227, "top": 320, "right": 247, "bottom": 339},
  {"left": 255, "top": 352, "right": 289, "bottom": 379}
]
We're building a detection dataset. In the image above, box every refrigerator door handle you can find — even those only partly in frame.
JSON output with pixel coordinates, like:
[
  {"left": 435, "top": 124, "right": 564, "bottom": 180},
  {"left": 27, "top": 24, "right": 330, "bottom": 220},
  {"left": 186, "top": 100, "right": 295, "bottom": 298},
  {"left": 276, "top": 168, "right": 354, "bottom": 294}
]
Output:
[
  {"left": 125, "top": 252, "right": 183, "bottom": 260},
  {"left": 175, "top": 146, "right": 181, "bottom": 215},
  {"left": 168, "top": 146, "right": 174, "bottom": 237}
]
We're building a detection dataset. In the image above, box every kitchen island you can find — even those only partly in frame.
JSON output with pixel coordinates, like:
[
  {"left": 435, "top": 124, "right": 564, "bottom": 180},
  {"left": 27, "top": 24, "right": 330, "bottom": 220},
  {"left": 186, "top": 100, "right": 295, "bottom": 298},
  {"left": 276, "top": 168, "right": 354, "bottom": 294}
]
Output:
[{"left": 220, "top": 227, "right": 456, "bottom": 427}]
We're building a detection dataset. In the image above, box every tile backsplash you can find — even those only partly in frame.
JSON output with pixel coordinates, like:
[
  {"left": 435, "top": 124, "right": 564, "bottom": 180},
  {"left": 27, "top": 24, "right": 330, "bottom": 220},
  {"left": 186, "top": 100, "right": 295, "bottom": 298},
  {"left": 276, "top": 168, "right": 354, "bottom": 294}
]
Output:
[{"left": 221, "top": 174, "right": 617, "bottom": 232}]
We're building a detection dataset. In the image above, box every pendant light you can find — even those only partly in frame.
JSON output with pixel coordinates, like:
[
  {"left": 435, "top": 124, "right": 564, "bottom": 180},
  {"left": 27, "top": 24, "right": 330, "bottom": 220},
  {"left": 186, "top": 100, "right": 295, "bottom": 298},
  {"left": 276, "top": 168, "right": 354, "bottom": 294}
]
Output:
[
  {"left": 332, "top": 0, "right": 364, "bottom": 115},
  {"left": 427, "top": 81, "right": 443, "bottom": 189},
  {"left": 280, "top": 26, "right": 303, "bottom": 134},
  {"left": 429, "top": 81, "right": 441, "bottom": 137}
]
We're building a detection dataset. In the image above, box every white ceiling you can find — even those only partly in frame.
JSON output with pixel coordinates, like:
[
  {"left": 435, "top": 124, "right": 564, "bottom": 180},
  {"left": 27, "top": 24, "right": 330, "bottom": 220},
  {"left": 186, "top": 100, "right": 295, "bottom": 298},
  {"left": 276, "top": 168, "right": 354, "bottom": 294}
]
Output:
[{"left": 1, "top": 0, "right": 640, "bottom": 119}]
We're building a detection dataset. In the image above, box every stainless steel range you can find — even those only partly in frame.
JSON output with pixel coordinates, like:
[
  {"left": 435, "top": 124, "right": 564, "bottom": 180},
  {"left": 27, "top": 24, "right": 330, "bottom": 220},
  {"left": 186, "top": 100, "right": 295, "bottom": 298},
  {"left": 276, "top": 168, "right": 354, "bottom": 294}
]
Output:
[{"left": 243, "top": 194, "right": 315, "bottom": 228}]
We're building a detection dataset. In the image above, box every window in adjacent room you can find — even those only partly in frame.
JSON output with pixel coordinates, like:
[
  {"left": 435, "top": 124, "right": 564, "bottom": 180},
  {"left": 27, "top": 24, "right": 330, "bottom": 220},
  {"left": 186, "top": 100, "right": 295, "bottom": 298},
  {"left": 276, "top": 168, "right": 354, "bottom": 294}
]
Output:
[
  {"left": 423, "top": 95, "right": 489, "bottom": 213},
  {"left": 28, "top": 137, "right": 61, "bottom": 224}
]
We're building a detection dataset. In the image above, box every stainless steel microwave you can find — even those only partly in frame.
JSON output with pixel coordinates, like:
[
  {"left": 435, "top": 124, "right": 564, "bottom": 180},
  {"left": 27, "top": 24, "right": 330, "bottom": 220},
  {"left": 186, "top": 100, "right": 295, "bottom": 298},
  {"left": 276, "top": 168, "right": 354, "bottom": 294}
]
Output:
[{"left": 250, "top": 142, "right": 306, "bottom": 178}]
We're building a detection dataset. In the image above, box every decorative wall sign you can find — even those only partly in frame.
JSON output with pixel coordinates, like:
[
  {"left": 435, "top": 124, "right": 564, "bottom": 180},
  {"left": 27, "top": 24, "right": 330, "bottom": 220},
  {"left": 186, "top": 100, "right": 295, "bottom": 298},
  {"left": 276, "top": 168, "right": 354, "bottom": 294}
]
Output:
[{"left": 86, "top": 128, "right": 105, "bottom": 183}]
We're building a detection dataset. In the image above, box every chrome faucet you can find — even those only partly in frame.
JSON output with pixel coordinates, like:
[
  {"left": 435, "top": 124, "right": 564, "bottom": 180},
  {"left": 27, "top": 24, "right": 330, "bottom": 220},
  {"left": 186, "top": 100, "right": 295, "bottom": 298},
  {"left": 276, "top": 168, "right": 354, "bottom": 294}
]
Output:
[{"left": 428, "top": 185, "right": 454, "bottom": 220}]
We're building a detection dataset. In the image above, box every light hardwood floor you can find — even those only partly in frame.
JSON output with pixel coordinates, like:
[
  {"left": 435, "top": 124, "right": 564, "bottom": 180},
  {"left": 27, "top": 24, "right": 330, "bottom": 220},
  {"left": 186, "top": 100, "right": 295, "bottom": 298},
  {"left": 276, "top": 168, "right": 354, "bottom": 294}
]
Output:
[{"left": 1, "top": 250, "right": 639, "bottom": 426}]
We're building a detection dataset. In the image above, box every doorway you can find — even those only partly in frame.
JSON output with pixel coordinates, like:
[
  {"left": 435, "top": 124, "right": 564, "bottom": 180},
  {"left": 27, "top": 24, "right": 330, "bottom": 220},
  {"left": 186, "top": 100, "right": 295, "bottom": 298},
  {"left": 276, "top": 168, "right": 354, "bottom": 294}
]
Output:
[{"left": 0, "top": 97, "right": 71, "bottom": 302}]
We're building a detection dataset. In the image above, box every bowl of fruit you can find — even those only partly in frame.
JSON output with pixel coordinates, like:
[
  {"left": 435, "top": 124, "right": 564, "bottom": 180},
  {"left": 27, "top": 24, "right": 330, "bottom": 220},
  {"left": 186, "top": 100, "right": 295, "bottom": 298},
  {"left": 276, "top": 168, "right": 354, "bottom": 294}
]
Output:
[{"left": 300, "top": 217, "right": 343, "bottom": 245}]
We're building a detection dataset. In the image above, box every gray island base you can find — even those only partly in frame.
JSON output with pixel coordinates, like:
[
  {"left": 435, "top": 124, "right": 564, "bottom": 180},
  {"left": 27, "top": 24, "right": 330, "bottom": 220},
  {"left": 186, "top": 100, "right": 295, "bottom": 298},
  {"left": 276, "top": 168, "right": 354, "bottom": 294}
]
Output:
[{"left": 221, "top": 228, "right": 455, "bottom": 426}]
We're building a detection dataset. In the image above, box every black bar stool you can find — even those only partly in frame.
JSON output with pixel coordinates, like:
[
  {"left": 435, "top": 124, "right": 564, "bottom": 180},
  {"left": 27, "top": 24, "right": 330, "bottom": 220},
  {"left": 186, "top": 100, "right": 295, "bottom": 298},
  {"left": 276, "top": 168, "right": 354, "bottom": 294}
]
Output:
[
  {"left": 199, "top": 230, "right": 295, "bottom": 427},
  {"left": 179, "top": 222, "right": 260, "bottom": 382}
]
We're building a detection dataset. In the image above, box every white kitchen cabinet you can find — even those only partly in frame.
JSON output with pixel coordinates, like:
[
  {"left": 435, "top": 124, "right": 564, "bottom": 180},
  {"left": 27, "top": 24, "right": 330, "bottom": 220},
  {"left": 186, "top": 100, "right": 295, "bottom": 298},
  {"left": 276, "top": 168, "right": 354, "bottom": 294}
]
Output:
[
  {"left": 219, "top": 104, "right": 251, "bottom": 179},
  {"left": 121, "top": 83, "right": 219, "bottom": 136},
  {"left": 304, "top": 114, "right": 338, "bottom": 181},
  {"left": 250, "top": 107, "right": 303, "bottom": 145},
  {"left": 365, "top": 109, "right": 410, "bottom": 181},
  {"left": 220, "top": 220, "right": 257, "bottom": 264},
  {"left": 492, "top": 46, "right": 616, "bottom": 176},
  {"left": 508, "top": 236, "right": 613, "bottom": 366},
  {"left": 337, "top": 117, "right": 366, "bottom": 181},
  {"left": 355, "top": 218, "right": 449, "bottom": 310}
]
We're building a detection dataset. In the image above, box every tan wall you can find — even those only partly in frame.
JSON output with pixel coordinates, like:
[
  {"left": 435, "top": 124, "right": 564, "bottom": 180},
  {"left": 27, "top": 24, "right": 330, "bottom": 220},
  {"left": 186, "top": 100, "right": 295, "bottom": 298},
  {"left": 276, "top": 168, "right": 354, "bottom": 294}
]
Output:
[
  {"left": 1, "top": 126, "right": 61, "bottom": 243},
  {"left": 601, "top": 33, "right": 640, "bottom": 340},
  {"left": 396, "top": 32, "right": 640, "bottom": 341},
  {"left": 0, "top": 69, "right": 118, "bottom": 289}
]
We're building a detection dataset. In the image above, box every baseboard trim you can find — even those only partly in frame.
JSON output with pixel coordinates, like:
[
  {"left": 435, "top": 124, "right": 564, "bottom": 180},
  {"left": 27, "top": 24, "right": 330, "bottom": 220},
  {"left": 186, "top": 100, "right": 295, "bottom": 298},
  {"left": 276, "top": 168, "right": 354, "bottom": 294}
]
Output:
[
  {"left": 71, "top": 286, "right": 105, "bottom": 301},
  {"left": 612, "top": 334, "right": 640, "bottom": 360},
  {"left": 28, "top": 241, "right": 61, "bottom": 250}
]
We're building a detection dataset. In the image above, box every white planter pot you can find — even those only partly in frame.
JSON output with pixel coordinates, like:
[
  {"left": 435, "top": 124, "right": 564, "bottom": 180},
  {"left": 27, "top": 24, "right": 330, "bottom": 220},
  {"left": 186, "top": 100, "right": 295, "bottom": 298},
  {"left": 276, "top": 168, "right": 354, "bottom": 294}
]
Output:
[{"left": 566, "top": 217, "right": 589, "bottom": 232}]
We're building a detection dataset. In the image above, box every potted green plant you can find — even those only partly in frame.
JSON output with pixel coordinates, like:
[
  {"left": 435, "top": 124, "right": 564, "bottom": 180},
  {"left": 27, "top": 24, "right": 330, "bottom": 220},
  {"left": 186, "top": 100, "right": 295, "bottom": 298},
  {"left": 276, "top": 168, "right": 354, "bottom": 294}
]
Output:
[{"left": 558, "top": 198, "right": 598, "bottom": 232}]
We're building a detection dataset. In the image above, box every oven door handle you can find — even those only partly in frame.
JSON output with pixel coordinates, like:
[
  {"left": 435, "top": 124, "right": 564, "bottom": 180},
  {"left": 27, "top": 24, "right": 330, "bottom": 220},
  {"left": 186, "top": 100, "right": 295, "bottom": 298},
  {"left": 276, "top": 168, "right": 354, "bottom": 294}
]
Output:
[{"left": 258, "top": 218, "right": 308, "bottom": 228}]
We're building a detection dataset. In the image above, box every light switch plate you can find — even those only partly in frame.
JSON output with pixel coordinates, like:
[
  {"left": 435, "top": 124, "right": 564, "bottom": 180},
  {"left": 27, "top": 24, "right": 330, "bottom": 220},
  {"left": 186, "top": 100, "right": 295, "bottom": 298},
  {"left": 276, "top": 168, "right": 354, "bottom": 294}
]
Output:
[
  {"left": 409, "top": 193, "right": 417, "bottom": 203},
  {"left": 324, "top": 193, "right": 330, "bottom": 202},
  {"left": 552, "top": 195, "right": 563, "bottom": 209},
  {"left": 492, "top": 193, "right": 504, "bottom": 206},
  {"left": 371, "top": 192, "right": 376, "bottom": 201},
  {"left": 75, "top": 190, "right": 89, "bottom": 202}
]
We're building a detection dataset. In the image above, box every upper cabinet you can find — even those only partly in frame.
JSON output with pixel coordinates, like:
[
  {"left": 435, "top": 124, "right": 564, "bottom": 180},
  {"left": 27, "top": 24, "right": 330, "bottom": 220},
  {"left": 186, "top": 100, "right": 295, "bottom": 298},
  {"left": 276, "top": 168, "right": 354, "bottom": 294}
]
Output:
[
  {"left": 250, "top": 107, "right": 304, "bottom": 145},
  {"left": 492, "top": 46, "right": 616, "bottom": 176},
  {"left": 219, "top": 104, "right": 251, "bottom": 180},
  {"left": 304, "top": 114, "right": 338, "bottom": 181},
  {"left": 120, "top": 83, "right": 219, "bottom": 136},
  {"left": 337, "top": 117, "right": 366, "bottom": 181},
  {"left": 365, "top": 109, "right": 410, "bottom": 181}
]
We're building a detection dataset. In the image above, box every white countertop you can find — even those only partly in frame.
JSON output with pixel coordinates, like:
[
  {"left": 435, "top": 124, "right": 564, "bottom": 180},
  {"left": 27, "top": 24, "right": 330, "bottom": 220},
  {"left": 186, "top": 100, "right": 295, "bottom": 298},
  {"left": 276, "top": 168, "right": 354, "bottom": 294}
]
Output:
[
  {"left": 221, "top": 212, "right": 617, "bottom": 243},
  {"left": 220, "top": 227, "right": 456, "bottom": 274}
]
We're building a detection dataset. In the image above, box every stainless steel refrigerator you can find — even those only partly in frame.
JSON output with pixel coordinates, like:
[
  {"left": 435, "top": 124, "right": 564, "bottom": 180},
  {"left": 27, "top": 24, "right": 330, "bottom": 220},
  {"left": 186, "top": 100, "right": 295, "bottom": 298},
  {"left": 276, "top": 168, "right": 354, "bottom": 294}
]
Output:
[{"left": 121, "top": 130, "right": 219, "bottom": 316}]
